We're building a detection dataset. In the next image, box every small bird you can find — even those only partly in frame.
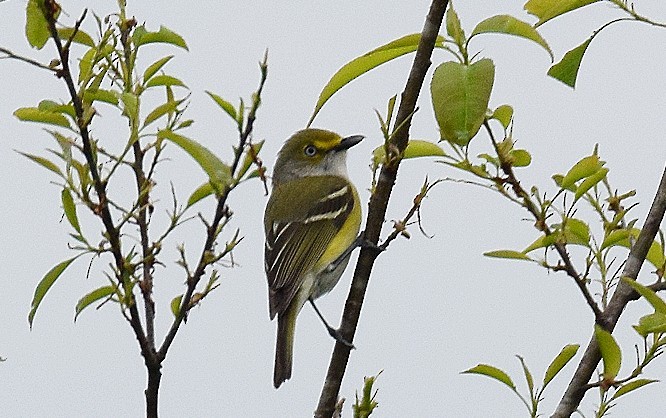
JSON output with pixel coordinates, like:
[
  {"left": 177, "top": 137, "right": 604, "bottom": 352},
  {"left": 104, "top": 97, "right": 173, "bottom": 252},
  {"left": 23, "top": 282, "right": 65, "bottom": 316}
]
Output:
[{"left": 264, "top": 128, "right": 363, "bottom": 388}]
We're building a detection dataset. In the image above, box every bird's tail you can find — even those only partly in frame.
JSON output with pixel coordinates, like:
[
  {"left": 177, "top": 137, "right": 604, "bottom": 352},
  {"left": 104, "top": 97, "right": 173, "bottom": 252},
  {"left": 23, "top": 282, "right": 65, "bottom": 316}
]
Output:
[{"left": 274, "top": 305, "right": 297, "bottom": 388}]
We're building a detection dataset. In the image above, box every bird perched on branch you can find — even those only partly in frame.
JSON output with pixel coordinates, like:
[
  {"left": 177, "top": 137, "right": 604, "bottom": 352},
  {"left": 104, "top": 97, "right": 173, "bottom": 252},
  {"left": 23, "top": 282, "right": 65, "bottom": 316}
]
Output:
[{"left": 264, "top": 128, "right": 363, "bottom": 388}]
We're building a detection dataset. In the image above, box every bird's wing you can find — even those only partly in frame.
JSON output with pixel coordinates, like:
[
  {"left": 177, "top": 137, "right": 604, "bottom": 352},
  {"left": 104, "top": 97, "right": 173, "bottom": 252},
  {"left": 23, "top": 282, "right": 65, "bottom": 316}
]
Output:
[{"left": 264, "top": 176, "right": 354, "bottom": 318}]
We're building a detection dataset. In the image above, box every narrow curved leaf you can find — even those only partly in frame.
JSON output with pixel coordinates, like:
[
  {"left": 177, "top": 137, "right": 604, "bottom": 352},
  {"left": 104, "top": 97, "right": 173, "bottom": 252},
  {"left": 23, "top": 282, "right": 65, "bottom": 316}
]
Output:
[
  {"left": 133, "top": 25, "right": 188, "bottom": 50},
  {"left": 206, "top": 91, "right": 237, "bottom": 121},
  {"left": 633, "top": 312, "right": 666, "bottom": 336},
  {"left": 525, "top": 0, "right": 600, "bottom": 27},
  {"left": 61, "top": 188, "right": 81, "bottom": 234},
  {"left": 524, "top": 233, "right": 556, "bottom": 253},
  {"left": 623, "top": 278, "right": 666, "bottom": 315},
  {"left": 18, "top": 152, "right": 63, "bottom": 177},
  {"left": 74, "top": 285, "right": 116, "bottom": 321},
  {"left": 611, "top": 379, "right": 658, "bottom": 400},
  {"left": 594, "top": 324, "right": 621, "bottom": 380},
  {"left": 14, "top": 107, "right": 71, "bottom": 128},
  {"left": 431, "top": 59, "right": 495, "bottom": 146},
  {"left": 516, "top": 355, "right": 534, "bottom": 394},
  {"left": 158, "top": 130, "right": 231, "bottom": 191},
  {"left": 308, "top": 34, "right": 444, "bottom": 126},
  {"left": 560, "top": 154, "right": 602, "bottom": 188},
  {"left": 372, "top": 140, "right": 445, "bottom": 167},
  {"left": 187, "top": 182, "right": 215, "bottom": 208},
  {"left": 574, "top": 167, "right": 608, "bottom": 202},
  {"left": 143, "top": 55, "right": 174, "bottom": 82},
  {"left": 471, "top": 15, "right": 553, "bottom": 59},
  {"left": 548, "top": 38, "right": 592, "bottom": 88},
  {"left": 29, "top": 257, "right": 77, "bottom": 327},
  {"left": 143, "top": 100, "right": 181, "bottom": 128},
  {"left": 543, "top": 344, "right": 579, "bottom": 387},
  {"left": 57, "top": 27, "right": 95, "bottom": 47},
  {"left": 238, "top": 140, "right": 265, "bottom": 179},
  {"left": 462, "top": 364, "right": 516, "bottom": 390},
  {"left": 484, "top": 250, "right": 533, "bottom": 261},
  {"left": 82, "top": 89, "right": 119, "bottom": 105},
  {"left": 145, "top": 75, "right": 187, "bottom": 89},
  {"left": 446, "top": 4, "right": 465, "bottom": 46}
]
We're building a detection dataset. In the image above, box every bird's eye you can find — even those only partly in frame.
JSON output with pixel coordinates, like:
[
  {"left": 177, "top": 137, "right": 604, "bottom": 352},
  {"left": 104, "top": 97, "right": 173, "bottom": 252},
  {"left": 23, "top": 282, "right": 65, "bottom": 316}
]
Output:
[{"left": 304, "top": 145, "right": 317, "bottom": 157}]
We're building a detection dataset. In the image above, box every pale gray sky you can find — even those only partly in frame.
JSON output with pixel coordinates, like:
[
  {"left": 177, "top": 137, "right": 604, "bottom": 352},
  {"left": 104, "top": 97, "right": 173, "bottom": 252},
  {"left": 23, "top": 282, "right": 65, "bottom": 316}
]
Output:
[{"left": 1, "top": 1, "right": 666, "bottom": 417}]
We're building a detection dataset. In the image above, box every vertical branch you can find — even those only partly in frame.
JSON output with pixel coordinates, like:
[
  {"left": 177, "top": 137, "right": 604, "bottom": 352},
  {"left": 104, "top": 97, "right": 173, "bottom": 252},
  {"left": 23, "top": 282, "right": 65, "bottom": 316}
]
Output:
[
  {"left": 551, "top": 164, "right": 666, "bottom": 418},
  {"left": 314, "top": 1, "right": 449, "bottom": 417}
]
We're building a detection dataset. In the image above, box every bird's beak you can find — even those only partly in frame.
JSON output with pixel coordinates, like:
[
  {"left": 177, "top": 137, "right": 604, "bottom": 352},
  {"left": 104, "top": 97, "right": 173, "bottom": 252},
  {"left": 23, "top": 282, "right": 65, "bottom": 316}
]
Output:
[{"left": 334, "top": 135, "right": 364, "bottom": 151}]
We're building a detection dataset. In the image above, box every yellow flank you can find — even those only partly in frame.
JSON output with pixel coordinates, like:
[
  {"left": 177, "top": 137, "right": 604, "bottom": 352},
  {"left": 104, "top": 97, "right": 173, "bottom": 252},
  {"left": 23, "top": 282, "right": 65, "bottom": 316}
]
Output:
[{"left": 314, "top": 185, "right": 361, "bottom": 272}]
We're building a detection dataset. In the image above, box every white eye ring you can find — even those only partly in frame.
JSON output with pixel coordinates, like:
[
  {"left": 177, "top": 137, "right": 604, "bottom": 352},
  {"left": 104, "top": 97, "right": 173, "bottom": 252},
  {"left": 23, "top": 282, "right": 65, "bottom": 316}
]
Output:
[{"left": 304, "top": 145, "right": 317, "bottom": 157}]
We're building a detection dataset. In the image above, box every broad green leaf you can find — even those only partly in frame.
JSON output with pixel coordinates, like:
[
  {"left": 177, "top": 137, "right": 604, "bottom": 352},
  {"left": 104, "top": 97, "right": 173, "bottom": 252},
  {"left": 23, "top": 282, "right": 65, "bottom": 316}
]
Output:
[
  {"left": 552, "top": 174, "right": 576, "bottom": 192},
  {"left": 543, "top": 344, "right": 579, "bottom": 387},
  {"left": 524, "top": 0, "right": 600, "bottom": 27},
  {"left": 560, "top": 154, "right": 602, "bottom": 189},
  {"left": 372, "top": 140, "right": 445, "bottom": 167},
  {"left": 623, "top": 278, "right": 666, "bottom": 315},
  {"left": 121, "top": 92, "right": 139, "bottom": 120},
  {"left": 602, "top": 229, "right": 665, "bottom": 269},
  {"left": 38, "top": 100, "right": 76, "bottom": 119},
  {"left": 633, "top": 312, "right": 666, "bottom": 337},
  {"left": 600, "top": 229, "right": 631, "bottom": 251},
  {"left": 143, "top": 100, "right": 181, "bottom": 128},
  {"left": 171, "top": 294, "right": 183, "bottom": 317},
  {"left": 74, "top": 285, "right": 116, "bottom": 320},
  {"left": 462, "top": 364, "right": 515, "bottom": 390},
  {"left": 483, "top": 250, "right": 533, "bottom": 261},
  {"left": 57, "top": 27, "right": 95, "bottom": 47},
  {"left": 431, "top": 59, "right": 495, "bottom": 146},
  {"left": 145, "top": 75, "right": 187, "bottom": 89},
  {"left": 548, "top": 38, "right": 592, "bottom": 88},
  {"left": 446, "top": 4, "right": 465, "bottom": 46},
  {"left": 78, "top": 47, "right": 97, "bottom": 84},
  {"left": 523, "top": 233, "right": 556, "bottom": 253},
  {"left": 574, "top": 167, "right": 608, "bottom": 202},
  {"left": 471, "top": 15, "right": 553, "bottom": 59},
  {"left": 611, "top": 379, "right": 658, "bottom": 401},
  {"left": 18, "top": 152, "right": 63, "bottom": 177},
  {"left": 61, "top": 188, "right": 81, "bottom": 234},
  {"left": 206, "top": 91, "right": 237, "bottom": 121},
  {"left": 14, "top": 107, "right": 71, "bottom": 128},
  {"left": 158, "top": 130, "right": 231, "bottom": 191},
  {"left": 594, "top": 324, "right": 621, "bottom": 381},
  {"left": 516, "top": 355, "right": 534, "bottom": 394},
  {"left": 187, "top": 182, "right": 215, "bottom": 208},
  {"left": 509, "top": 149, "right": 531, "bottom": 167},
  {"left": 25, "top": 0, "right": 53, "bottom": 49},
  {"left": 564, "top": 218, "right": 590, "bottom": 246},
  {"left": 491, "top": 104, "right": 513, "bottom": 129},
  {"left": 29, "top": 257, "right": 77, "bottom": 327},
  {"left": 82, "top": 89, "right": 119, "bottom": 105},
  {"left": 308, "top": 34, "right": 444, "bottom": 126},
  {"left": 133, "top": 25, "right": 188, "bottom": 50},
  {"left": 143, "top": 55, "right": 174, "bottom": 82}
]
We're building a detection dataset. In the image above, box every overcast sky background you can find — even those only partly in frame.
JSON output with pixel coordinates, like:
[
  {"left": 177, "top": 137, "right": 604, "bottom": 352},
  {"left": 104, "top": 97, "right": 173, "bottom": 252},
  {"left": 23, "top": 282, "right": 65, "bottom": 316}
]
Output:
[{"left": 2, "top": 1, "right": 666, "bottom": 417}]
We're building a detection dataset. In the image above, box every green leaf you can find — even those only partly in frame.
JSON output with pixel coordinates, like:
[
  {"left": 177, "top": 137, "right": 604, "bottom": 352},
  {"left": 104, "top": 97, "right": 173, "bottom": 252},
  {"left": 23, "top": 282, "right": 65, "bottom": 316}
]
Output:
[
  {"left": 18, "top": 152, "right": 63, "bottom": 177},
  {"left": 82, "top": 89, "right": 119, "bottom": 105},
  {"left": 524, "top": 0, "right": 600, "bottom": 27},
  {"left": 483, "top": 250, "right": 533, "bottom": 261},
  {"left": 171, "top": 294, "right": 183, "bottom": 317},
  {"left": 431, "top": 59, "right": 495, "bottom": 146},
  {"left": 206, "top": 91, "right": 238, "bottom": 121},
  {"left": 25, "top": 0, "right": 52, "bottom": 49},
  {"left": 145, "top": 75, "right": 187, "bottom": 89},
  {"left": 601, "top": 229, "right": 665, "bottom": 269},
  {"left": 57, "top": 27, "right": 95, "bottom": 47},
  {"left": 61, "top": 188, "right": 81, "bottom": 234},
  {"left": 564, "top": 218, "right": 590, "bottom": 247},
  {"left": 623, "top": 278, "right": 666, "bottom": 315},
  {"left": 133, "top": 25, "right": 188, "bottom": 50},
  {"left": 143, "top": 55, "right": 174, "bottom": 82},
  {"left": 471, "top": 15, "right": 553, "bottom": 59},
  {"left": 29, "top": 257, "right": 77, "bottom": 327},
  {"left": 509, "top": 149, "right": 531, "bottom": 167},
  {"left": 491, "top": 104, "right": 513, "bottom": 129},
  {"left": 462, "top": 364, "right": 516, "bottom": 390},
  {"left": 516, "top": 355, "right": 534, "bottom": 394},
  {"left": 543, "top": 344, "right": 579, "bottom": 388},
  {"left": 121, "top": 92, "right": 139, "bottom": 120},
  {"left": 594, "top": 324, "right": 621, "bottom": 381},
  {"left": 74, "top": 285, "right": 116, "bottom": 321},
  {"left": 574, "top": 167, "right": 608, "bottom": 202},
  {"left": 548, "top": 38, "right": 592, "bottom": 88},
  {"left": 143, "top": 100, "right": 181, "bottom": 128},
  {"left": 600, "top": 229, "right": 631, "bottom": 251},
  {"left": 560, "top": 154, "right": 602, "bottom": 189},
  {"left": 372, "top": 140, "right": 446, "bottom": 167},
  {"left": 633, "top": 312, "right": 666, "bottom": 337},
  {"left": 308, "top": 33, "right": 444, "bottom": 126},
  {"left": 611, "top": 379, "right": 658, "bottom": 401},
  {"left": 524, "top": 233, "right": 557, "bottom": 253},
  {"left": 187, "top": 182, "right": 215, "bottom": 208},
  {"left": 158, "top": 130, "right": 231, "bottom": 191},
  {"left": 238, "top": 140, "right": 265, "bottom": 179},
  {"left": 38, "top": 100, "right": 76, "bottom": 119},
  {"left": 446, "top": 4, "right": 465, "bottom": 46},
  {"left": 14, "top": 107, "right": 71, "bottom": 128}
]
